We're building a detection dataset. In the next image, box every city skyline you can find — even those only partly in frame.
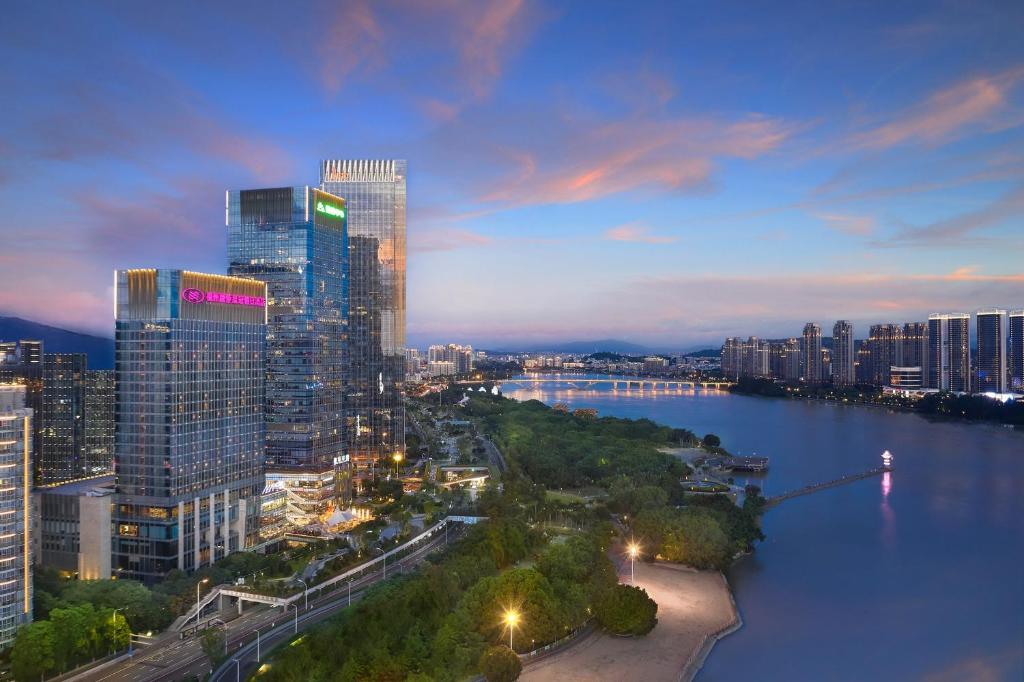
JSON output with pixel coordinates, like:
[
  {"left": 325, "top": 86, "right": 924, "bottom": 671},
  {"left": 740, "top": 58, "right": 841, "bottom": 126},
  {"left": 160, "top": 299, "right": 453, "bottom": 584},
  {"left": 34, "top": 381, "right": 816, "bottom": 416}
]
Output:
[{"left": 1, "top": 2, "right": 1022, "bottom": 348}]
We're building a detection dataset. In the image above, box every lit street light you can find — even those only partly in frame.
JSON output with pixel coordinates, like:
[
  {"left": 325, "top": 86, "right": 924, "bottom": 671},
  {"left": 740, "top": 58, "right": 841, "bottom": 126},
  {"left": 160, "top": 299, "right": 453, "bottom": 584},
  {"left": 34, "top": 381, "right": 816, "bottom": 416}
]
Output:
[
  {"left": 627, "top": 542, "right": 641, "bottom": 584},
  {"left": 504, "top": 609, "right": 520, "bottom": 651},
  {"left": 196, "top": 577, "right": 210, "bottom": 629}
]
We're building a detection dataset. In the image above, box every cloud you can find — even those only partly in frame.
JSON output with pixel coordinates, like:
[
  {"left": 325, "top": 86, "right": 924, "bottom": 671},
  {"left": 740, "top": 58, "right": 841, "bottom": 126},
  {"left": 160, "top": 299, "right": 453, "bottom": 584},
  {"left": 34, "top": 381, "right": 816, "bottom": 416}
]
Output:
[
  {"left": 815, "top": 212, "right": 876, "bottom": 236},
  {"left": 850, "top": 67, "right": 1024, "bottom": 149},
  {"left": 317, "top": 0, "right": 386, "bottom": 95},
  {"left": 459, "top": 0, "right": 530, "bottom": 99},
  {"left": 603, "top": 223, "right": 678, "bottom": 244},
  {"left": 877, "top": 184, "right": 1024, "bottom": 246},
  {"left": 411, "top": 228, "right": 494, "bottom": 253}
]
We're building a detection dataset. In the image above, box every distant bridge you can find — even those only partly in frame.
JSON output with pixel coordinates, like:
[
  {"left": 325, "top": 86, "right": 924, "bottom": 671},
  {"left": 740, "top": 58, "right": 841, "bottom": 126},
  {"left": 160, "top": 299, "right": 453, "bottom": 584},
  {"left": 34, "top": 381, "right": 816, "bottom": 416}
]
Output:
[{"left": 457, "top": 378, "right": 733, "bottom": 390}]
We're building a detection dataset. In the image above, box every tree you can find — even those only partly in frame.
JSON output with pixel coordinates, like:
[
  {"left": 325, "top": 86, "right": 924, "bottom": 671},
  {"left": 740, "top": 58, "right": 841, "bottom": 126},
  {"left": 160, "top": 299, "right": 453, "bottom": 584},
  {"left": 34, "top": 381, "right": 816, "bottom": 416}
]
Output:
[
  {"left": 11, "top": 620, "right": 57, "bottom": 681},
  {"left": 594, "top": 584, "right": 658, "bottom": 636},
  {"left": 479, "top": 645, "right": 522, "bottom": 682},
  {"left": 200, "top": 626, "right": 227, "bottom": 668},
  {"left": 702, "top": 433, "right": 721, "bottom": 448}
]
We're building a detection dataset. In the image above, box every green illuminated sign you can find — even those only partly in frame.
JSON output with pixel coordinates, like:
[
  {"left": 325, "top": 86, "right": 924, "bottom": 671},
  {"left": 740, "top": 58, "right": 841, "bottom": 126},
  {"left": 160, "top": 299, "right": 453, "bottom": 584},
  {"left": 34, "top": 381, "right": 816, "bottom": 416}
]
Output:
[{"left": 316, "top": 201, "right": 345, "bottom": 219}]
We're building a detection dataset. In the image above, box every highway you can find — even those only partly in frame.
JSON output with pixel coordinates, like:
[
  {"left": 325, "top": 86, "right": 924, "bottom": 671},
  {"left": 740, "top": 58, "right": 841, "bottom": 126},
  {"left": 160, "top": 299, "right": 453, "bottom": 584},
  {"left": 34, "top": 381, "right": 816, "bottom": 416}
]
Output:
[{"left": 74, "top": 529, "right": 460, "bottom": 682}]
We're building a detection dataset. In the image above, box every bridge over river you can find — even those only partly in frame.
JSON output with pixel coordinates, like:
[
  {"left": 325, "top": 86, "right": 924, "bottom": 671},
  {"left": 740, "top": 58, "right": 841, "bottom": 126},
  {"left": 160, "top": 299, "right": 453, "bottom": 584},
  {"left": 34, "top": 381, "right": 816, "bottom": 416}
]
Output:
[{"left": 458, "top": 377, "right": 733, "bottom": 390}]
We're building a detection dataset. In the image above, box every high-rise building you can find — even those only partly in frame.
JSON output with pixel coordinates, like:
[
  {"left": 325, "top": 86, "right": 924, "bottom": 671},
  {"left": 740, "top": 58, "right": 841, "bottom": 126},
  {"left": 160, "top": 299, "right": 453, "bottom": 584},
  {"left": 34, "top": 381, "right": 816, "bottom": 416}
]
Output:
[
  {"left": 801, "top": 323, "right": 822, "bottom": 384},
  {"left": 927, "top": 313, "right": 970, "bottom": 392},
  {"left": 83, "top": 370, "right": 114, "bottom": 477},
  {"left": 227, "top": 186, "right": 349, "bottom": 524},
  {"left": 976, "top": 309, "right": 1008, "bottom": 393},
  {"left": 0, "top": 385, "right": 33, "bottom": 648},
  {"left": 320, "top": 160, "right": 407, "bottom": 486},
  {"left": 40, "top": 353, "right": 87, "bottom": 485},
  {"left": 902, "top": 322, "right": 927, "bottom": 370},
  {"left": 1010, "top": 311, "right": 1024, "bottom": 392},
  {"left": 720, "top": 338, "right": 741, "bottom": 380},
  {"left": 855, "top": 340, "right": 872, "bottom": 384},
  {"left": 867, "top": 324, "right": 903, "bottom": 386},
  {"left": 0, "top": 341, "right": 43, "bottom": 475},
  {"left": 832, "top": 321, "right": 855, "bottom": 386},
  {"left": 112, "top": 270, "right": 266, "bottom": 582}
]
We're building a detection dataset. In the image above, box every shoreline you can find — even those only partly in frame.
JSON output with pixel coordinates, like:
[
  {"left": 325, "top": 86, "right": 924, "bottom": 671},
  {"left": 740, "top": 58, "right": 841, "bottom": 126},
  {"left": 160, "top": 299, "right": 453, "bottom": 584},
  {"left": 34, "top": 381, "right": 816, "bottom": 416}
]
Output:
[{"left": 678, "top": 571, "right": 742, "bottom": 682}]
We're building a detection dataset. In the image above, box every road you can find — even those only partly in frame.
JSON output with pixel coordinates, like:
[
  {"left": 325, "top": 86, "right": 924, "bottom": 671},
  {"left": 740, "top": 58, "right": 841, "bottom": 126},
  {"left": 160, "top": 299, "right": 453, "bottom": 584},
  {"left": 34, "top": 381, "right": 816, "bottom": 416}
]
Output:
[{"left": 74, "top": 529, "right": 460, "bottom": 682}]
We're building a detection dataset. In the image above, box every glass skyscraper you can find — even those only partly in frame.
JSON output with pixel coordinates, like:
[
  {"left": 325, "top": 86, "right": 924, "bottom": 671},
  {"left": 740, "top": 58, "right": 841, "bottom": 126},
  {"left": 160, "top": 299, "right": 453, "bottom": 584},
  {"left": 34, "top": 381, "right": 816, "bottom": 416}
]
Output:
[
  {"left": 320, "top": 160, "right": 406, "bottom": 485},
  {"left": 927, "top": 313, "right": 970, "bottom": 392},
  {"left": 227, "top": 186, "right": 349, "bottom": 524},
  {"left": 1010, "top": 311, "right": 1024, "bottom": 393},
  {"left": 112, "top": 269, "right": 266, "bottom": 582},
  {"left": 975, "top": 309, "right": 1008, "bottom": 393}
]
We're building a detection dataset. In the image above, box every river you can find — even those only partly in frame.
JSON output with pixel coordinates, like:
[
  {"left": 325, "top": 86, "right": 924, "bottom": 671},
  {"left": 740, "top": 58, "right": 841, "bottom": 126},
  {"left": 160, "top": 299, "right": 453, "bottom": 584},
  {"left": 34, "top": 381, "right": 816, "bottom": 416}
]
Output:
[{"left": 500, "top": 375, "right": 1024, "bottom": 681}]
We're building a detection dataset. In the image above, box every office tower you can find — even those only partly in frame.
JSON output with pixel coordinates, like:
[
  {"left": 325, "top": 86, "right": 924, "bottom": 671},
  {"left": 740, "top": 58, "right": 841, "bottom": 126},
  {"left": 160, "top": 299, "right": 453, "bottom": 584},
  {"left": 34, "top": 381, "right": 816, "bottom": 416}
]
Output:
[
  {"left": 902, "top": 322, "right": 927, "bottom": 369},
  {"left": 39, "top": 353, "right": 87, "bottom": 485},
  {"left": 720, "top": 338, "right": 741, "bottom": 379},
  {"left": 976, "top": 309, "right": 1008, "bottom": 393},
  {"left": 832, "top": 321, "right": 855, "bottom": 386},
  {"left": 228, "top": 186, "right": 348, "bottom": 524},
  {"left": 0, "top": 385, "right": 33, "bottom": 648},
  {"left": 927, "top": 313, "right": 970, "bottom": 392},
  {"left": 320, "top": 160, "right": 407, "bottom": 485},
  {"left": 1010, "top": 311, "right": 1024, "bottom": 392},
  {"left": 801, "top": 323, "right": 822, "bottom": 384},
  {"left": 867, "top": 324, "right": 903, "bottom": 386},
  {"left": 83, "top": 370, "right": 114, "bottom": 476},
  {"left": 112, "top": 269, "right": 266, "bottom": 582},
  {"left": 0, "top": 341, "right": 44, "bottom": 475}
]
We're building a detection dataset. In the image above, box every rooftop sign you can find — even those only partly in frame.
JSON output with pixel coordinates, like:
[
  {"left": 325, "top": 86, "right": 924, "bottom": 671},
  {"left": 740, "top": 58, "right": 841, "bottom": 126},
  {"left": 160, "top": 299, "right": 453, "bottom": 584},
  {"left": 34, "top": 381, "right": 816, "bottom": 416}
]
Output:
[
  {"left": 316, "top": 200, "right": 345, "bottom": 219},
  {"left": 181, "top": 288, "right": 265, "bottom": 307}
]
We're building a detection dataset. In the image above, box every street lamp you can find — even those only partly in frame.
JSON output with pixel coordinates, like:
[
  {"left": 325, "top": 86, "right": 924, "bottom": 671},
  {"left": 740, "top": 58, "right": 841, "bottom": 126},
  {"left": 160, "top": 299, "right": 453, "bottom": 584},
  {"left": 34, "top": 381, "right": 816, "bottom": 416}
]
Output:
[
  {"left": 195, "top": 577, "right": 210, "bottom": 629},
  {"left": 297, "top": 579, "right": 309, "bottom": 610},
  {"left": 504, "top": 609, "right": 520, "bottom": 651},
  {"left": 627, "top": 542, "right": 640, "bottom": 584}
]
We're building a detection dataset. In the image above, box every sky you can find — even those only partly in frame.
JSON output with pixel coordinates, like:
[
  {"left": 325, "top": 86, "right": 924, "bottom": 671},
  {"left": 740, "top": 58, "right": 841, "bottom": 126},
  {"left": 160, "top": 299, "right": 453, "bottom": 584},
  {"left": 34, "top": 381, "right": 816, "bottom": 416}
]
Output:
[{"left": 1, "top": 0, "right": 1022, "bottom": 350}]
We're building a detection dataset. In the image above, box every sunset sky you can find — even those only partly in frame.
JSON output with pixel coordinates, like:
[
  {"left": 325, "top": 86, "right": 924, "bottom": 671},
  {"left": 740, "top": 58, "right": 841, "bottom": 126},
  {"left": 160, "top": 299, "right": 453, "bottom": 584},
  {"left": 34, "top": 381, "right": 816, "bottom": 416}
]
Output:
[{"left": 1, "top": 1, "right": 1022, "bottom": 349}]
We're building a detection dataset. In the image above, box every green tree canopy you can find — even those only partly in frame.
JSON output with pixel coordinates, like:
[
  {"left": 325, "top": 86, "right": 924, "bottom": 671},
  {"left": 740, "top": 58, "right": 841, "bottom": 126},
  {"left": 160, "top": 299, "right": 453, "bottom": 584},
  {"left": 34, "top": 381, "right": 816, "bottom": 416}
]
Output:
[
  {"left": 594, "top": 584, "right": 658, "bottom": 636},
  {"left": 479, "top": 645, "right": 522, "bottom": 682}
]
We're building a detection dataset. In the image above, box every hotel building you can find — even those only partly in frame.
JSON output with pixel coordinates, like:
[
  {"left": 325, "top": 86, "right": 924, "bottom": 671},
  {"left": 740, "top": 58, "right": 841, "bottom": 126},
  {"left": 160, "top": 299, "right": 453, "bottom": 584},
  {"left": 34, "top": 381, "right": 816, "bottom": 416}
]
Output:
[
  {"left": 0, "top": 385, "right": 33, "bottom": 648},
  {"left": 112, "top": 270, "right": 266, "bottom": 582},
  {"left": 320, "top": 160, "right": 407, "bottom": 487},
  {"left": 975, "top": 309, "right": 1008, "bottom": 394},
  {"left": 227, "top": 186, "right": 349, "bottom": 526},
  {"left": 927, "top": 313, "right": 970, "bottom": 392}
]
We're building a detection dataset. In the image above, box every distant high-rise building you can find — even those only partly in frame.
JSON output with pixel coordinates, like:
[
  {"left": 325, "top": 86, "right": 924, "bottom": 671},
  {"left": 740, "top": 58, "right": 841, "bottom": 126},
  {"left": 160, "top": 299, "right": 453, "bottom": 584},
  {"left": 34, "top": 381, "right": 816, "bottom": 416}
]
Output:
[
  {"left": 112, "top": 269, "right": 266, "bottom": 582},
  {"left": 320, "top": 159, "right": 407, "bottom": 487},
  {"left": 976, "top": 309, "right": 1008, "bottom": 393},
  {"left": 867, "top": 324, "right": 903, "bottom": 386},
  {"left": 83, "top": 370, "right": 114, "bottom": 476},
  {"left": 1010, "top": 311, "right": 1024, "bottom": 392},
  {"left": 721, "top": 338, "right": 741, "bottom": 380},
  {"left": 801, "top": 323, "right": 822, "bottom": 384},
  {"left": 902, "top": 322, "right": 927, "bottom": 370},
  {"left": 0, "top": 340, "right": 44, "bottom": 474},
  {"left": 927, "top": 313, "right": 970, "bottom": 392},
  {"left": 832, "top": 321, "right": 855, "bottom": 386},
  {"left": 40, "top": 353, "right": 87, "bottom": 485},
  {"left": 0, "top": 384, "right": 33, "bottom": 648},
  {"left": 228, "top": 186, "right": 349, "bottom": 522},
  {"left": 855, "top": 340, "right": 872, "bottom": 384}
]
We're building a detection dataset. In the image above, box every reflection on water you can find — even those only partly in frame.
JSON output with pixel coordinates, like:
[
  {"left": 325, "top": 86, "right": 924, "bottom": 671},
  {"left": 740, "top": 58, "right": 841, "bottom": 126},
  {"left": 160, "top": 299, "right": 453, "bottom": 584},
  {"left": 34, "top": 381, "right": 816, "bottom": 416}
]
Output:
[{"left": 502, "top": 376, "right": 1024, "bottom": 682}]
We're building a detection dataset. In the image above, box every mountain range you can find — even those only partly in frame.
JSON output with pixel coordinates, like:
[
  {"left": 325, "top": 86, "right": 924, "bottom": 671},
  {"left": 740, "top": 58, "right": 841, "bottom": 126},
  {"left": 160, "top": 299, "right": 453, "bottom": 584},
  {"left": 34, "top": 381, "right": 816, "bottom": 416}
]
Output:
[{"left": 0, "top": 317, "right": 114, "bottom": 369}]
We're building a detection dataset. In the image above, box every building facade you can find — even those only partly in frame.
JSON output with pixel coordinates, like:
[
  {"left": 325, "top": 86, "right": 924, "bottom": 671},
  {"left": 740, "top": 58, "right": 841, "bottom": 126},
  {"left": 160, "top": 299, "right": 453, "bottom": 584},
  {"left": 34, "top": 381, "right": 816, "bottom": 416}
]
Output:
[
  {"left": 32, "top": 474, "right": 114, "bottom": 579},
  {"left": 83, "top": 370, "right": 115, "bottom": 478},
  {"left": 866, "top": 324, "right": 903, "bottom": 386},
  {"left": 320, "top": 160, "right": 407, "bottom": 486},
  {"left": 112, "top": 270, "right": 266, "bottom": 582},
  {"left": 927, "top": 313, "right": 970, "bottom": 392},
  {"left": 832, "top": 321, "right": 855, "bottom": 386},
  {"left": 801, "top": 323, "right": 822, "bottom": 384},
  {"left": 0, "top": 341, "right": 43, "bottom": 477},
  {"left": 40, "top": 353, "right": 88, "bottom": 485},
  {"left": 975, "top": 309, "right": 1008, "bottom": 393},
  {"left": 902, "top": 322, "right": 927, "bottom": 370},
  {"left": 1010, "top": 311, "right": 1024, "bottom": 393},
  {"left": 227, "top": 186, "right": 349, "bottom": 524},
  {"left": 0, "top": 385, "right": 32, "bottom": 648}
]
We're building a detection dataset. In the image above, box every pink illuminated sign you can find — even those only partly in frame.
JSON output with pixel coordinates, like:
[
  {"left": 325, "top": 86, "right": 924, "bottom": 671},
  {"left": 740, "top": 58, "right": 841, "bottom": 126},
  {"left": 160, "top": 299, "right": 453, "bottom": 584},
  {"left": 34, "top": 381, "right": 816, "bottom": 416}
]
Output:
[{"left": 181, "top": 288, "right": 265, "bottom": 307}]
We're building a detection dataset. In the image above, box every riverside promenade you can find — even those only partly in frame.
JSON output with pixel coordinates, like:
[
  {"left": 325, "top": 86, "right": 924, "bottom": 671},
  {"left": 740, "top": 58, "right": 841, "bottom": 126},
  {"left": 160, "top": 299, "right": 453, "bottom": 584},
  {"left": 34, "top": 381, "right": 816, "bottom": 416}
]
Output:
[{"left": 520, "top": 562, "right": 737, "bottom": 682}]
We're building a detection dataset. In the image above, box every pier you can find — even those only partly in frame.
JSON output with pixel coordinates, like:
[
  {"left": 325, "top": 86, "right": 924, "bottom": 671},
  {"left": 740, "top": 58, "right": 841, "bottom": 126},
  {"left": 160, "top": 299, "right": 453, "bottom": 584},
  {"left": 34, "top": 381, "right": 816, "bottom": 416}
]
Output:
[{"left": 764, "top": 465, "right": 891, "bottom": 508}]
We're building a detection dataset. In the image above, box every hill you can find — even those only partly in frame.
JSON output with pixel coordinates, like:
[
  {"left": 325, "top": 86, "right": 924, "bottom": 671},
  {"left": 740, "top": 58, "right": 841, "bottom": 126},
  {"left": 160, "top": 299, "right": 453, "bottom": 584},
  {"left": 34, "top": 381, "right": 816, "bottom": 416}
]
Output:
[{"left": 0, "top": 317, "right": 114, "bottom": 369}]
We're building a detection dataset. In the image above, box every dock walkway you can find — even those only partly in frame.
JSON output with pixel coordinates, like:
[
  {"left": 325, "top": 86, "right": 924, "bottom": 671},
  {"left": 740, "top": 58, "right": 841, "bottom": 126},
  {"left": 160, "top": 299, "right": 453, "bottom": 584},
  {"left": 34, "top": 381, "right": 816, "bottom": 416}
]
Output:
[{"left": 765, "top": 466, "right": 890, "bottom": 507}]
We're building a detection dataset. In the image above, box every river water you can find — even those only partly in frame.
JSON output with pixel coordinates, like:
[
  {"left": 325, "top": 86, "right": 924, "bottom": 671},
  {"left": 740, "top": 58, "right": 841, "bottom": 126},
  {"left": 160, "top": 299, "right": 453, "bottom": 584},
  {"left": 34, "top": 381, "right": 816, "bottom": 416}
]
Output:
[{"left": 500, "top": 376, "right": 1024, "bottom": 681}]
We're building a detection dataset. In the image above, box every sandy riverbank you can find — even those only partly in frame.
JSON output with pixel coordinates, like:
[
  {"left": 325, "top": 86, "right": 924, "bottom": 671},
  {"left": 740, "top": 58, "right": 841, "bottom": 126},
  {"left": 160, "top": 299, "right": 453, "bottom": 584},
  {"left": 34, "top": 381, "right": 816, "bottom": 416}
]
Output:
[{"left": 520, "top": 561, "right": 738, "bottom": 682}]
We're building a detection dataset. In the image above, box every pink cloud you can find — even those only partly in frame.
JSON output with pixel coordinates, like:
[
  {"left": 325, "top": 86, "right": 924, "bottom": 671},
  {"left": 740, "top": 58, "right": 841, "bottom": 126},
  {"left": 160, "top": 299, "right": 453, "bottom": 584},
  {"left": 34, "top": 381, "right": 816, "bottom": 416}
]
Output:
[
  {"left": 603, "top": 223, "right": 678, "bottom": 244},
  {"left": 851, "top": 67, "right": 1024, "bottom": 149},
  {"left": 411, "top": 228, "right": 494, "bottom": 253},
  {"left": 318, "top": 0, "right": 385, "bottom": 95},
  {"left": 815, "top": 212, "right": 876, "bottom": 236},
  {"left": 878, "top": 183, "right": 1024, "bottom": 246}
]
